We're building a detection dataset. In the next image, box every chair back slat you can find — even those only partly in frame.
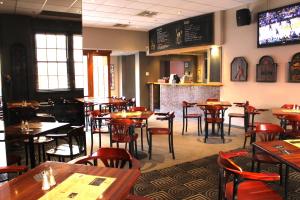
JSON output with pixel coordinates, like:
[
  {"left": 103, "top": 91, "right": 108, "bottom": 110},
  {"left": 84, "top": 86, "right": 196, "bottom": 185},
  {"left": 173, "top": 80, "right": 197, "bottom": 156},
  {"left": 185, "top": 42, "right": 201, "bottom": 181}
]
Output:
[{"left": 255, "top": 123, "right": 283, "bottom": 142}]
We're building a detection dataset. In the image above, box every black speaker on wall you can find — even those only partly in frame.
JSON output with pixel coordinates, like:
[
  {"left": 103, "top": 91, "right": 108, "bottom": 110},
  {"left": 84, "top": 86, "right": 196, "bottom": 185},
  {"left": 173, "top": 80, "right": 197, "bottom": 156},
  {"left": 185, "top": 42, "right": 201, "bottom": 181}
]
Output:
[{"left": 236, "top": 9, "right": 251, "bottom": 26}]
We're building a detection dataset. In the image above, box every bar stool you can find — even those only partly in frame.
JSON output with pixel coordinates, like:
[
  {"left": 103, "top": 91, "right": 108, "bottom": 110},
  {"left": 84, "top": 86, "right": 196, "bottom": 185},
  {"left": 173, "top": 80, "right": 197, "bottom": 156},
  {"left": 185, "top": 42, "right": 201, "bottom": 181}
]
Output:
[
  {"left": 182, "top": 101, "right": 202, "bottom": 136},
  {"left": 147, "top": 112, "right": 175, "bottom": 160}
]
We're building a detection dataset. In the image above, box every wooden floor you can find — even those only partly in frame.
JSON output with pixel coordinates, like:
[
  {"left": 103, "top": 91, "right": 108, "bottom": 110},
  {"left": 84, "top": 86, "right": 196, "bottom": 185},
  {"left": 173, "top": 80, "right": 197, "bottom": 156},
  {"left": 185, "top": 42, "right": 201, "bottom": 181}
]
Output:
[{"left": 86, "top": 115, "right": 246, "bottom": 172}]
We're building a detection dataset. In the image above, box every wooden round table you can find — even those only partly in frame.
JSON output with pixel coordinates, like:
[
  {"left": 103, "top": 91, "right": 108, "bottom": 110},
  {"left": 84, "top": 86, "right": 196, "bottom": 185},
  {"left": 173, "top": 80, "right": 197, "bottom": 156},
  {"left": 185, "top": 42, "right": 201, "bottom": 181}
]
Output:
[{"left": 272, "top": 108, "right": 300, "bottom": 117}]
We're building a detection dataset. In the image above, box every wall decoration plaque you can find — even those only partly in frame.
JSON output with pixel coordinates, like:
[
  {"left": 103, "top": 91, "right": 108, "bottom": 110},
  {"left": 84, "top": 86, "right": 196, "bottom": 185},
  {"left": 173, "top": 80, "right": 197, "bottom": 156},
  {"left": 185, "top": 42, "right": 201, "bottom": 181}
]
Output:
[
  {"left": 231, "top": 57, "right": 248, "bottom": 81},
  {"left": 288, "top": 52, "right": 300, "bottom": 82},
  {"left": 256, "top": 56, "right": 277, "bottom": 82},
  {"left": 110, "top": 64, "right": 115, "bottom": 90}
]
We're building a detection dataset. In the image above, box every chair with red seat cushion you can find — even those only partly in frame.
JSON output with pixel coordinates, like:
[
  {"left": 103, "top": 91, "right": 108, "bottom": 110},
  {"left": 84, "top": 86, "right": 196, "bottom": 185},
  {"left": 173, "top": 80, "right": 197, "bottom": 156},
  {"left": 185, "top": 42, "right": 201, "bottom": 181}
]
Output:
[
  {"left": 200, "top": 105, "right": 226, "bottom": 143},
  {"left": 182, "top": 101, "right": 202, "bottom": 136},
  {"left": 283, "top": 114, "right": 300, "bottom": 138},
  {"left": 128, "top": 106, "right": 148, "bottom": 151},
  {"left": 0, "top": 156, "right": 27, "bottom": 182},
  {"left": 217, "top": 151, "right": 282, "bottom": 200},
  {"left": 110, "top": 119, "right": 138, "bottom": 157},
  {"left": 90, "top": 110, "right": 110, "bottom": 153},
  {"left": 251, "top": 123, "right": 284, "bottom": 184},
  {"left": 243, "top": 105, "right": 268, "bottom": 148},
  {"left": 69, "top": 147, "right": 140, "bottom": 169},
  {"left": 147, "top": 112, "right": 175, "bottom": 160}
]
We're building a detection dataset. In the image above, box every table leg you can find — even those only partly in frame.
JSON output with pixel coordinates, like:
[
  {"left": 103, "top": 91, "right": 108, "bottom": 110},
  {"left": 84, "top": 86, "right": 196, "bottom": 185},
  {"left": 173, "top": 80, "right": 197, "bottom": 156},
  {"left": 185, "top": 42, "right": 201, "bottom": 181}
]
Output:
[
  {"left": 28, "top": 137, "right": 36, "bottom": 168},
  {"left": 109, "top": 124, "right": 112, "bottom": 147},
  {"left": 285, "top": 165, "right": 289, "bottom": 200}
]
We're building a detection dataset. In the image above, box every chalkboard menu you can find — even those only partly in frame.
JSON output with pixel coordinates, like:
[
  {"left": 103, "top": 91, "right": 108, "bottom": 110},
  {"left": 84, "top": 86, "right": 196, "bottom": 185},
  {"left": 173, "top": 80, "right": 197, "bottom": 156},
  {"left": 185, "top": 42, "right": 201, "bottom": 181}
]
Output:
[{"left": 149, "top": 13, "right": 214, "bottom": 53}]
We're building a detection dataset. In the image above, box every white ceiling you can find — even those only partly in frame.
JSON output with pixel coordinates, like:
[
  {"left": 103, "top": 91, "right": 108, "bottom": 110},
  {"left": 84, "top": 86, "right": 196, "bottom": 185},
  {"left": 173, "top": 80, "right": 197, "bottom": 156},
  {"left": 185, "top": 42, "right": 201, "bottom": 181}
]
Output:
[
  {"left": 0, "top": 0, "right": 81, "bottom": 16},
  {"left": 82, "top": 0, "right": 256, "bottom": 31}
]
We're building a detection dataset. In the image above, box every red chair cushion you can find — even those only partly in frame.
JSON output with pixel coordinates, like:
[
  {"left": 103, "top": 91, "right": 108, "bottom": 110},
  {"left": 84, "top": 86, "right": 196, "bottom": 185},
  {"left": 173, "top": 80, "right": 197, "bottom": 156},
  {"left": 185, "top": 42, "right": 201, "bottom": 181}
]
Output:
[
  {"left": 148, "top": 128, "right": 170, "bottom": 135},
  {"left": 226, "top": 181, "right": 282, "bottom": 200}
]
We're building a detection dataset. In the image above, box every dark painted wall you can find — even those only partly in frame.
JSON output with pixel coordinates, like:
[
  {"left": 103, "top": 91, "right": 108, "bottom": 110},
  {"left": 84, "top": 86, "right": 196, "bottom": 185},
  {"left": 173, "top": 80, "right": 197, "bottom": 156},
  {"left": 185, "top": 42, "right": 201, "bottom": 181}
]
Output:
[{"left": 122, "top": 55, "right": 136, "bottom": 99}]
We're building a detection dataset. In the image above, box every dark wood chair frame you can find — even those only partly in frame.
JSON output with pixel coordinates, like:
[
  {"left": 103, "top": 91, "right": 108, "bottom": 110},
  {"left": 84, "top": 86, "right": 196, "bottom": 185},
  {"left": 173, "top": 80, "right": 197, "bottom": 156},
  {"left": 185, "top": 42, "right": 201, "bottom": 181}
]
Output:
[{"left": 182, "top": 101, "right": 202, "bottom": 136}]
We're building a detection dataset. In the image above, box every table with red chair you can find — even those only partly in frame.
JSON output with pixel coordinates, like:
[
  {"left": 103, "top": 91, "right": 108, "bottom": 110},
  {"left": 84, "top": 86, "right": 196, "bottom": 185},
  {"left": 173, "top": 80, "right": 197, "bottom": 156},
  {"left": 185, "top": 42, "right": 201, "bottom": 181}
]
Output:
[{"left": 198, "top": 101, "right": 231, "bottom": 143}]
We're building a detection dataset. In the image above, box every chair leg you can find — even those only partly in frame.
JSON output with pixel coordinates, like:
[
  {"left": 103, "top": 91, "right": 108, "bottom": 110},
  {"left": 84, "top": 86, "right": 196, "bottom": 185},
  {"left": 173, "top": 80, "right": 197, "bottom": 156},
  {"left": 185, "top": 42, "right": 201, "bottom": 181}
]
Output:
[
  {"left": 99, "top": 133, "right": 102, "bottom": 148},
  {"left": 197, "top": 118, "right": 200, "bottom": 136},
  {"left": 221, "top": 123, "right": 225, "bottom": 143},
  {"left": 200, "top": 117, "right": 203, "bottom": 135},
  {"left": 148, "top": 134, "right": 152, "bottom": 160},
  {"left": 185, "top": 118, "right": 188, "bottom": 132},
  {"left": 204, "top": 122, "right": 208, "bottom": 143},
  {"left": 171, "top": 134, "right": 175, "bottom": 159},
  {"left": 251, "top": 160, "right": 255, "bottom": 172},
  {"left": 279, "top": 164, "right": 283, "bottom": 185},
  {"left": 25, "top": 143, "right": 29, "bottom": 166},
  {"left": 168, "top": 134, "right": 171, "bottom": 153},
  {"left": 182, "top": 116, "right": 185, "bottom": 135},
  {"left": 243, "top": 136, "right": 248, "bottom": 149},
  {"left": 90, "top": 133, "right": 94, "bottom": 155},
  {"left": 256, "top": 162, "right": 261, "bottom": 172},
  {"left": 140, "top": 127, "right": 144, "bottom": 151},
  {"left": 228, "top": 116, "right": 232, "bottom": 136},
  {"left": 134, "top": 140, "right": 138, "bottom": 159}
]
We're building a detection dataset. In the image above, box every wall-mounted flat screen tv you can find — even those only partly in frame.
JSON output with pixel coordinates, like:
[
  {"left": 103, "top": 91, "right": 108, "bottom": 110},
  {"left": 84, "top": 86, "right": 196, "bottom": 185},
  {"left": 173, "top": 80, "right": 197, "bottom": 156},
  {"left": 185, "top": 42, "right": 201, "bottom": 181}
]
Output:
[{"left": 258, "top": 3, "right": 300, "bottom": 48}]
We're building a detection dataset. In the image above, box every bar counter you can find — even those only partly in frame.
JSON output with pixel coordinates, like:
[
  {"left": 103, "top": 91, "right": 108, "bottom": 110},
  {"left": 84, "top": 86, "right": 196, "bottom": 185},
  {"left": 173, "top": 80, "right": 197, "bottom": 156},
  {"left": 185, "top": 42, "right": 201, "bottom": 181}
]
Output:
[{"left": 148, "top": 82, "right": 223, "bottom": 116}]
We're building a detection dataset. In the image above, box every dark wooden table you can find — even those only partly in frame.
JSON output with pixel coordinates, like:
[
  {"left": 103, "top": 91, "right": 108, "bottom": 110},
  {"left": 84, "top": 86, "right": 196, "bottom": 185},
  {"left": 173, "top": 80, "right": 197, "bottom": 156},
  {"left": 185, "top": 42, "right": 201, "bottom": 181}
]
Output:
[
  {"left": 253, "top": 140, "right": 300, "bottom": 199},
  {"left": 5, "top": 122, "right": 70, "bottom": 168},
  {"left": 0, "top": 161, "right": 140, "bottom": 200},
  {"left": 7, "top": 100, "right": 40, "bottom": 109}
]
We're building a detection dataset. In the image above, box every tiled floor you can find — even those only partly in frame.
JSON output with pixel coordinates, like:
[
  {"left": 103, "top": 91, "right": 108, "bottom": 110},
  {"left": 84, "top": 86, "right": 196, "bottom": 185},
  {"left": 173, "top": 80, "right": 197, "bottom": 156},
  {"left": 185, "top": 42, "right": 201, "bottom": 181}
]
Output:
[{"left": 86, "top": 115, "right": 246, "bottom": 172}]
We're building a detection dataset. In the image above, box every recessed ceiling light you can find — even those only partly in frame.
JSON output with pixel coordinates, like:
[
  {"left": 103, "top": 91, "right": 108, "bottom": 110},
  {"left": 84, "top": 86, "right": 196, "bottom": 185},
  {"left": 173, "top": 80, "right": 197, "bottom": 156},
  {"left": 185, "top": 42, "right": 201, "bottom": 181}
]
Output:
[
  {"left": 0, "top": 1, "right": 4, "bottom": 5},
  {"left": 177, "top": 10, "right": 182, "bottom": 15}
]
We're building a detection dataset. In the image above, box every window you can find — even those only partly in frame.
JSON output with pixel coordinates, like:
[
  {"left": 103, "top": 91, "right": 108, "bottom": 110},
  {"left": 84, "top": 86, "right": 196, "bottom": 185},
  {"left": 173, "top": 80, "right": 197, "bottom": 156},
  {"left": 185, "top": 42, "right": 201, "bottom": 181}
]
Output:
[
  {"left": 73, "top": 35, "right": 87, "bottom": 92},
  {"left": 35, "top": 34, "right": 68, "bottom": 90}
]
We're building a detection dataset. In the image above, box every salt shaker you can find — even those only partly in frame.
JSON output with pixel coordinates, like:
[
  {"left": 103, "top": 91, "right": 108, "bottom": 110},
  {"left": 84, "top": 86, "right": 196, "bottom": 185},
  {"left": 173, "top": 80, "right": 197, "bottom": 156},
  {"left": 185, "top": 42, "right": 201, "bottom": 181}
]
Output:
[
  {"left": 49, "top": 167, "right": 56, "bottom": 186},
  {"left": 42, "top": 171, "right": 50, "bottom": 190},
  {"left": 25, "top": 121, "right": 29, "bottom": 131},
  {"left": 21, "top": 120, "right": 25, "bottom": 131}
]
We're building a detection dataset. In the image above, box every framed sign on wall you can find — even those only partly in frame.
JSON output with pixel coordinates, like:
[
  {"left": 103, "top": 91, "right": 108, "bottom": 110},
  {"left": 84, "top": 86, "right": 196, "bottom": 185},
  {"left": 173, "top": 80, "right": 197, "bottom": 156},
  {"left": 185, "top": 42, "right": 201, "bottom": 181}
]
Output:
[
  {"left": 110, "top": 64, "right": 115, "bottom": 90},
  {"left": 288, "top": 52, "right": 300, "bottom": 83},
  {"left": 231, "top": 57, "right": 248, "bottom": 81},
  {"left": 256, "top": 56, "right": 277, "bottom": 82}
]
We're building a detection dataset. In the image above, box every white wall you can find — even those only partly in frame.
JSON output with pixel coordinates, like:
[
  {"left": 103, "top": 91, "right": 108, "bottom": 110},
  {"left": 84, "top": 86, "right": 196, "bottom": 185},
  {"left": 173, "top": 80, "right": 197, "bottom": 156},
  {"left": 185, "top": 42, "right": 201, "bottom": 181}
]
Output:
[
  {"left": 83, "top": 27, "right": 148, "bottom": 51},
  {"left": 222, "top": 0, "right": 300, "bottom": 126}
]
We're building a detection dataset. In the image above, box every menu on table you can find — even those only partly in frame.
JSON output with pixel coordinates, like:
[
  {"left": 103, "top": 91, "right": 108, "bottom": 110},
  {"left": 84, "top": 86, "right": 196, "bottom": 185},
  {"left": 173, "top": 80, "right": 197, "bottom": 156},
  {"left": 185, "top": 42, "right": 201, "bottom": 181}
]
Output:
[
  {"left": 39, "top": 173, "right": 115, "bottom": 200},
  {"left": 285, "top": 139, "right": 300, "bottom": 148}
]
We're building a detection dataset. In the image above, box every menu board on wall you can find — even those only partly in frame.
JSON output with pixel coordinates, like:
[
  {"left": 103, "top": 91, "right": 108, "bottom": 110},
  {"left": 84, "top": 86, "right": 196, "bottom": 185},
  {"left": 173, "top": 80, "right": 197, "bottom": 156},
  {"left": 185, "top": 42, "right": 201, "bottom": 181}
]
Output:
[{"left": 149, "top": 13, "right": 214, "bottom": 53}]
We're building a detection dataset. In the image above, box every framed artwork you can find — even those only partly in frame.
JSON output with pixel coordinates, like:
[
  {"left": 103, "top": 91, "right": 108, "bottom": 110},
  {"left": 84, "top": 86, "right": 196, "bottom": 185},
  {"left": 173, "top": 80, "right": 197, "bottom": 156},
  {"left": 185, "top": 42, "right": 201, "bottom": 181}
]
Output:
[
  {"left": 110, "top": 64, "right": 115, "bottom": 90},
  {"left": 256, "top": 56, "right": 277, "bottom": 82},
  {"left": 231, "top": 57, "right": 248, "bottom": 81},
  {"left": 288, "top": 52, "right": 300, "bottom": 83}
]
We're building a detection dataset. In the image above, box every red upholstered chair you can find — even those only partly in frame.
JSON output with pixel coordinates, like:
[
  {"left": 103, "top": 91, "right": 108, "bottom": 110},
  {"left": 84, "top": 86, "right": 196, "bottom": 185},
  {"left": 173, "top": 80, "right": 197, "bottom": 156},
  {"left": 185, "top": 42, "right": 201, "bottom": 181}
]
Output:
[
  {"left": 147, "top": 112, "right": 175, "bottom": 160},
  {"left": 182, "top": 101, "right": 202, "bottom": 136},
  {"left": 282, "top": 114, "right": 300, "bottom": 138},
  {"left": 218, "top": 151, "right": 282, "bottom": 200},
  {"left": 251, "top": 123, "right": 284, "bottom": 184},
  {"left": 243, "top": 105, "right": 268, "bottom": 148},
  {"left": 90, "top": 110, "right": 110, "bottom": 153},
  {"left": 128, "top": 106, "right": 148, "bottom": 151},
  {"left": 70, "top": 147, "right": 140, "bottom": 169},
  {"left": 110, "top": 119, "right": 138, "bottom": 157}
]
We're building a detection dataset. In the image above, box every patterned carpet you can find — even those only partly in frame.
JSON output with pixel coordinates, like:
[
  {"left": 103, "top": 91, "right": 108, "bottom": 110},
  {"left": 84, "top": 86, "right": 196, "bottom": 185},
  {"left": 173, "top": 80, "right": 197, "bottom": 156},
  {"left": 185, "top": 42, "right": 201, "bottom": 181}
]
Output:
[{"left": 134, "top": 152, "right": 300, "bottom": 200}]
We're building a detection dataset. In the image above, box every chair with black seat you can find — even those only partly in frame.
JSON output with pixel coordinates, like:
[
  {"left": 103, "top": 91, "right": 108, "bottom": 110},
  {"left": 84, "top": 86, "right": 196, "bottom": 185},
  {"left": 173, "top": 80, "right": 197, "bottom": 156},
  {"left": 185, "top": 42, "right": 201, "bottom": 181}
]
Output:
[
  {"left": 46, "top": 125, "right": 86, "bottom": 162},
  {"left": 110, "top": 119, "right": 138, "bottom": 157},
  {"left": 90, "top": 110, "right": 110, "bottom": 153},
  {"left": 251, "top": 123, "right": 284, "bottom": 184},
  {"left": 218, "top": 151, "right": 282, "bottom": 200},
  {"left": 182, "top": 101, "right": 202, "bottom": 136},
  {"left": 227, "top": 102, "right": 248, "bottom": 136},
  {"left": 200, "top": 105, "right": 226, "bottom": 143},
  {"left": 147, "top": 112, "right": 175, "bottom": 160},
  {"left": 243, "top": 105, "right": 268, "bottom": 148},
  {"left": 128, "top": 106, "right": 148, "bottom": 151}
]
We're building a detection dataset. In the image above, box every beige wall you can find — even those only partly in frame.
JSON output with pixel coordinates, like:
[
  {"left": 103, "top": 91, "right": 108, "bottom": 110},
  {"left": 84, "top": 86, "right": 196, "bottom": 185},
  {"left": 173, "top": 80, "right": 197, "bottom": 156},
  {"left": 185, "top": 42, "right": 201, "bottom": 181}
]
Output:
[
  {"left": 222, "top": 0, "right": 300, "bottom": 126},
  {"left": 83, "top": 27, "right": 148, "bottom": 51}
]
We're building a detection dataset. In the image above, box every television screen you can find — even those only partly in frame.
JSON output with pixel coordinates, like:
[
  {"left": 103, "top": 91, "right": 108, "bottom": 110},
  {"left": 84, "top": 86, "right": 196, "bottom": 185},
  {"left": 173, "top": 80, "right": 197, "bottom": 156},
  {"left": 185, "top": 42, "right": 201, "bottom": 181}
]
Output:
[{"left": 258, "top": 3, "right": 300, "bottom": 48}]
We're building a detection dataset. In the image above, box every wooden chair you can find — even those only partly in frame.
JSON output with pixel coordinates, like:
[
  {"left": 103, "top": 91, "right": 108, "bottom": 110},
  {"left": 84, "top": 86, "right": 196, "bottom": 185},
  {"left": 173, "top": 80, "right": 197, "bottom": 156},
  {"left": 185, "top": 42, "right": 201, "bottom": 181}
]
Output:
[
  {"left": 46, "top": 125, "right": 86, "bottom": 162},
  {"left": 218, "top": 151, "right": 282, "bottom": 200},
  {"left": 110, "top": 119, "right": 138, "bottom": 157},
  {"left": 147, "top": 112, "right": 175, "bottom": 160},
  {"left": 128, "top": 106, "right": 148, "bottom": 151},
  {"left": 0, "top": 165, "right": 27, "bottom": 182},
  {"left": 251, "top": 123, "right": 284, "bottom": 184},
  {"left": 84, "top": 102, "right": 95, "bottom": 127},
  {"left": 182, "top": 101, "right": 202, "bottom": 136},
  {"left": 243, "top": 105, "right": 268, "bottom": 148},
  {"left": 277, "top": 104, "right": 294, "bottom": 129},
  {"left": 227, "top": 101, "right": 248, "bottom": 136},
  {"left": 69, "top": 147, "right": 140, "bottom": 169},
  {"left": 282, "top": 114, "right": 300, "bottom": 139},
  {"left": 90, "top": 110, "right": 110, "bottom": 154},
  {"left": 201, "top": 105, "right": 225, "bottom": 143}
]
